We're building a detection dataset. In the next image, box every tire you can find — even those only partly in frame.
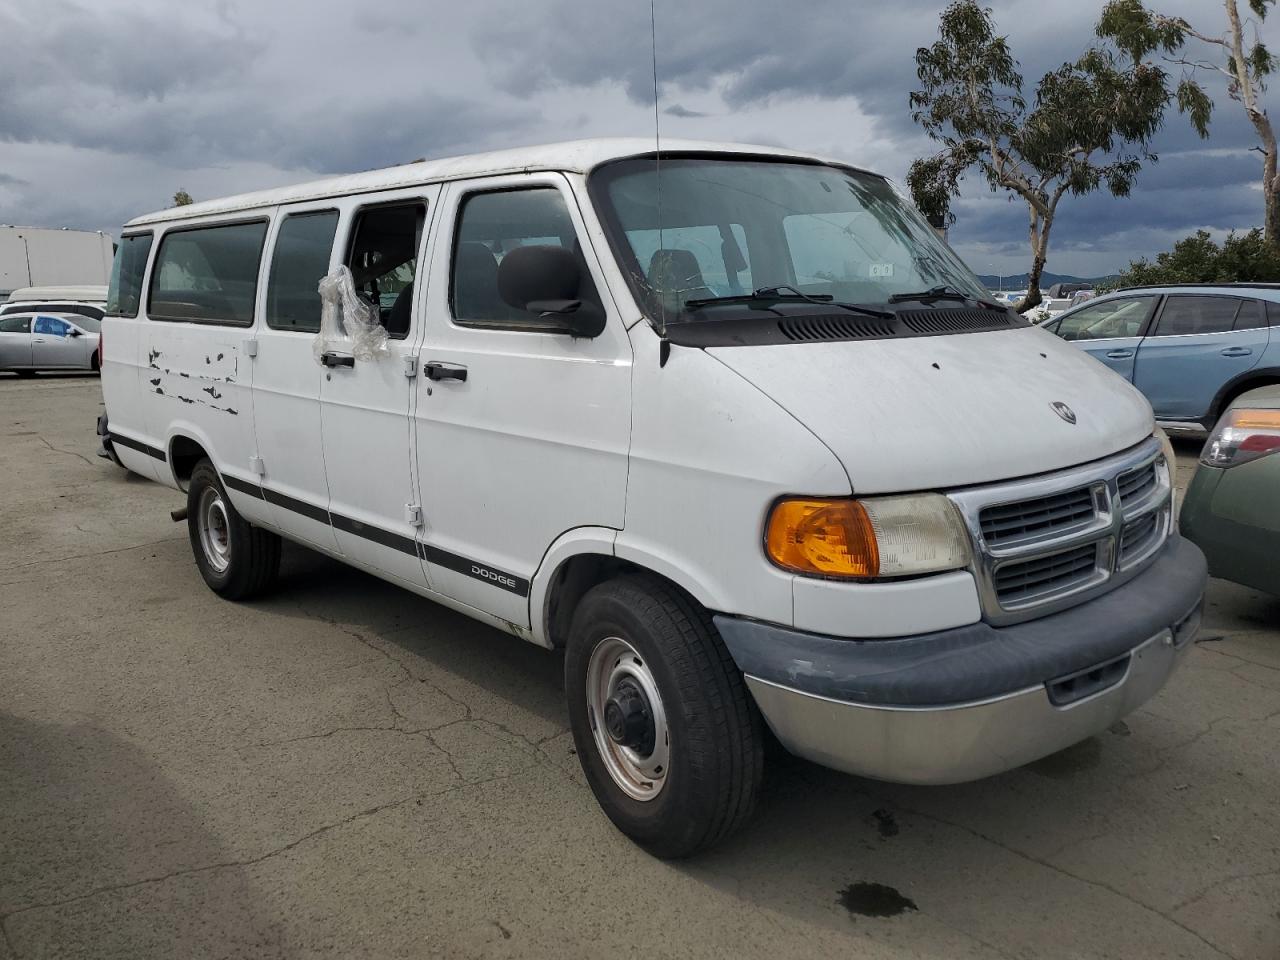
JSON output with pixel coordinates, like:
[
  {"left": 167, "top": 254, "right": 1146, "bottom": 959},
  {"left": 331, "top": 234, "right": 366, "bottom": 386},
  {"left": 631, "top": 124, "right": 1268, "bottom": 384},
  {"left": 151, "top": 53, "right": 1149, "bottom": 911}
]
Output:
[
  {"left": 187, "top": 458, "right": 281, "bottom": 600},
  {"left": 565, "top": 574, "right": 763, "bottom": 858}
]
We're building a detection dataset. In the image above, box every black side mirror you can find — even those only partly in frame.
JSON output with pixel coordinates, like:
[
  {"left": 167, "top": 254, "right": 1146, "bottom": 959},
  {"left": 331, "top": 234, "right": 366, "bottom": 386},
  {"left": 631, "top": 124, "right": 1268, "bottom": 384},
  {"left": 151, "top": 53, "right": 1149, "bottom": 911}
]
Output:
[
  {"left": 497, "top": 245, "right": 606, "bottom": 338},
  {"left": 68, "top": 328, "right": 82, "bottom": 338}
]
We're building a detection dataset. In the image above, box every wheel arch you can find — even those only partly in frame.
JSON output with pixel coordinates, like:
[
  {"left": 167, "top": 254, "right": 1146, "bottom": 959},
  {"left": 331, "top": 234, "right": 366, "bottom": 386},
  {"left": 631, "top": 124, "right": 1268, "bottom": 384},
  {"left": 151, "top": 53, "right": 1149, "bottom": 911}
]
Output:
[
  {"left": 165, "top": 425, "right": 217, "bottom": 491},
  {"left": 531, "top": 530, "right": 719, "bottom": 650}
]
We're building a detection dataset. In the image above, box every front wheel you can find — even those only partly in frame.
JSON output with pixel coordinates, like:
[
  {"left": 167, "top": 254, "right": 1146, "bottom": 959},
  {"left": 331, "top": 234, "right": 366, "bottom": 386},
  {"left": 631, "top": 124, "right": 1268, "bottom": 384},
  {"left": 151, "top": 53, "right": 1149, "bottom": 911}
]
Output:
[
  {"left": 187, "top": 459, "right": 281, "bottom": 599},
  {"left": 565, "top": 574, "right": 763, "bottom": 858}
]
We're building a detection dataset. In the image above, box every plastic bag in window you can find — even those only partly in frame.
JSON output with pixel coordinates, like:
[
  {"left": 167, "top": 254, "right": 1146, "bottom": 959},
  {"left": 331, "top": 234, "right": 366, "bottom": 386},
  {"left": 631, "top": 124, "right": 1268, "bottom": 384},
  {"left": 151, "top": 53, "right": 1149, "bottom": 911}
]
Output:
[{"left": 314, "top": 265, "right": 388, "bottom": 364}]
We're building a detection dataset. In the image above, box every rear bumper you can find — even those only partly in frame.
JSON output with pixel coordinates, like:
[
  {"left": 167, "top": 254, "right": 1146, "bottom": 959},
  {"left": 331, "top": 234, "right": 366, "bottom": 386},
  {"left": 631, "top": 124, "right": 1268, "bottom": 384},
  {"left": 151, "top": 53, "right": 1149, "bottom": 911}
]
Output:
[{"left": 715, "top": 536, "right": 1206, "bottom": 784}]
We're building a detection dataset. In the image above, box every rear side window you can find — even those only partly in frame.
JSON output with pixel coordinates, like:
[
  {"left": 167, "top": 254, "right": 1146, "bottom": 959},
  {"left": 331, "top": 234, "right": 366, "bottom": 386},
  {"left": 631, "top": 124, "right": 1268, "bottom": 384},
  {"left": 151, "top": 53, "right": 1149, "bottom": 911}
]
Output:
[
  {"left": 148, "top": 221, "right": 267, "bottom": 325},
  {"left": 451, "top": 188, "right": 589, "bottom": 329},
  {"left": 0, "top": 315, "right": 30, "bottom": 333},
  {"left": 1152, "top": 296, "right": 1239, "bottom": 337},
  {"left": 1234, "top": 299, "right": 1266, "bottom": 330},
  {"left": 266, "top": 211, "right": 338, "bottom": 332},
  {"left": 106, "top": 233, "right": 154, "bottom": 318}
]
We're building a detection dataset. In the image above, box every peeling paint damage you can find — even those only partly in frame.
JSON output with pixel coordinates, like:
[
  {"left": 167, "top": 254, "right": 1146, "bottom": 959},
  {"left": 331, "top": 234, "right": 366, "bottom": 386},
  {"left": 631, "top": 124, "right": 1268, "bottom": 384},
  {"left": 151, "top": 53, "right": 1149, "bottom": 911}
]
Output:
[{"left": 147, "top": 343, "right": 240, "bottom": 416}]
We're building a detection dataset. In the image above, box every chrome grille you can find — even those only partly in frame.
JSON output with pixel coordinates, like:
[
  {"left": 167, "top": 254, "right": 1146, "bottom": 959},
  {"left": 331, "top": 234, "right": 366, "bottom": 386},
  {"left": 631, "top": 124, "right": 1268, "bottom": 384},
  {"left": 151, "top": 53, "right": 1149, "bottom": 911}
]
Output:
[
  {"left": 992, "top": 544, "right": 1101, "bottom": 608},
  {"left": 979, "top": 486, "right": 1097, "bottom": 548},
  {"left": 949, "top": 438, "right": 1172, "bottom": 625},
  {"left": 1117, "top": 462, "right": 1157, "bottom": 508}
]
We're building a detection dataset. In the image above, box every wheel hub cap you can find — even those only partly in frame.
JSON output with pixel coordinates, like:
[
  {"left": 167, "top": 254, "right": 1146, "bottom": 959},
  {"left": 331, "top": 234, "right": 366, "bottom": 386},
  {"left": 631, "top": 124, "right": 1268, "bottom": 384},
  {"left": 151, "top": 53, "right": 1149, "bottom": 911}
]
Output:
[{"left": 603, "top": 678, "right": 655, "bottom": 755}]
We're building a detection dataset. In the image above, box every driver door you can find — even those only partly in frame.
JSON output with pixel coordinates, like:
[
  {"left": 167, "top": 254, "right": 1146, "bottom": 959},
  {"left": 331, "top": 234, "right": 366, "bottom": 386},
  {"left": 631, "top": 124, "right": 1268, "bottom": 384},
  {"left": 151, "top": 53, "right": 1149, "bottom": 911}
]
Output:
[
  {"left": 1049, "top": 295, "right": 1157, "bottom": 382},
  {"left": 31, "top": 316, "right": 83, "bottom": 368}
]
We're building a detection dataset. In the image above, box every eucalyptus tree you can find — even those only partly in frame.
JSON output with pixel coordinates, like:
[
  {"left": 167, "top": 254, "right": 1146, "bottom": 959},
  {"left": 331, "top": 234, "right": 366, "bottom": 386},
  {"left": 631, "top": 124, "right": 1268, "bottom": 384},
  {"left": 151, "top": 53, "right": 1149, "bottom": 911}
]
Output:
[
  {"left": 1099, "top": 0, "right": 1279, "bottom": 245},
  {"left": 908, "top": 0, "right": 1169, "bottom": 309}
]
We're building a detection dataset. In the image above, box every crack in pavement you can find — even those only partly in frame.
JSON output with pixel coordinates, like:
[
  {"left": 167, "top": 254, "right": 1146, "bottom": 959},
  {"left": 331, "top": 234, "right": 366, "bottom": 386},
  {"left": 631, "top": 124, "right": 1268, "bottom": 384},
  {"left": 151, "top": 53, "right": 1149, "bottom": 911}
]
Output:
[
  {"left": 1, "top": 537, "right": 184, "bottom": 576},
  {"left": 1169, "top": 867, "right": 1280, "bottom": 915},
  {"left": 0, "top": 766, "right": 534, "bottom": 934},
  {"left": 35, "top": 435, "right": 96, "bottom": 469},
  {"left": 892, "top": 804, "right": 1238, "bottom": 960},
  {"left": 1198, "top": 644, "right": 1280, "bottom": 674}
]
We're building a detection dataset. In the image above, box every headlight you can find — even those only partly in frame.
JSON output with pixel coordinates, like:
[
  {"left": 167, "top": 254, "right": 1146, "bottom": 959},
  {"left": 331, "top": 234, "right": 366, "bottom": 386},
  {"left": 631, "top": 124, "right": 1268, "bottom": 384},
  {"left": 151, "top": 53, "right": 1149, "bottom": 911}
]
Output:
[
  {"left": 1200, "top": 408, "right": 1280, "bottom": 468},
  {"left": 765, "top": 493, "right": 970, "bottom": 579},
  {"left": 1155, "top": 426, "right": 1178, "bottom": 519}
]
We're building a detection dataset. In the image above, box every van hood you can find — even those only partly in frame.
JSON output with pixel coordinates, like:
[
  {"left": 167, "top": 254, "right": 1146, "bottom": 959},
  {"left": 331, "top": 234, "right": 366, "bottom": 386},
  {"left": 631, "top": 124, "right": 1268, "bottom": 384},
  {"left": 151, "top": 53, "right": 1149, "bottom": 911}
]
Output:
[{"left": 707, "top": 326, "right": 1154, "bottom": 493}]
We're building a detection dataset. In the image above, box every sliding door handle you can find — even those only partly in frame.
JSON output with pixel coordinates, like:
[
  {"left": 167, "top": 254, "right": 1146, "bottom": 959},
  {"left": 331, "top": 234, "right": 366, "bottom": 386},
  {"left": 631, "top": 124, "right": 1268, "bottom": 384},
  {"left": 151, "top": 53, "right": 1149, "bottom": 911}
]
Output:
[
  {"left": 320, "top": 352, "right": 355, "bottom": 368},
  {"left": 424, "top": 361, "right": 468, "bottom": 382}
]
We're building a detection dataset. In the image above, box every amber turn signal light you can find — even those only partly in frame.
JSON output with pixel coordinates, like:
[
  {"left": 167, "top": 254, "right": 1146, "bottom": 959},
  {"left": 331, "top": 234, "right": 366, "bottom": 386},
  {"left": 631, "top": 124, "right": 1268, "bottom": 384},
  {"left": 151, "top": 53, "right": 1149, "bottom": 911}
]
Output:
[{"left": 765, "top": 498, "right": 880, "bottom": 578}]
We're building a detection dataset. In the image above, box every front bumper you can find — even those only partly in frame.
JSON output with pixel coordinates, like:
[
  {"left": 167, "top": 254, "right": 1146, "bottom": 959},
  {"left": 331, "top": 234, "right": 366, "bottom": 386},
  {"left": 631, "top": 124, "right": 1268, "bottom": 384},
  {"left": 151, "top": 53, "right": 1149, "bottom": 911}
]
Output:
[{"left": 715, "top": 536, "right": 1206, "bottom": 784}]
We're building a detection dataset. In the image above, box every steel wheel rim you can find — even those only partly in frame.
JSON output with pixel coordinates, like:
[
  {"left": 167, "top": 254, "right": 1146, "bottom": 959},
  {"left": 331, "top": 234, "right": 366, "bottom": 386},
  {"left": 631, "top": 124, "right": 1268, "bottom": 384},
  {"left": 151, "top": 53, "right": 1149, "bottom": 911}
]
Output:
[
  {"left": 197, "top": 486, "right": 231, "bottom": 574},
  {"left": 585, "top": 636, "right": 670, "bottom": 802}
]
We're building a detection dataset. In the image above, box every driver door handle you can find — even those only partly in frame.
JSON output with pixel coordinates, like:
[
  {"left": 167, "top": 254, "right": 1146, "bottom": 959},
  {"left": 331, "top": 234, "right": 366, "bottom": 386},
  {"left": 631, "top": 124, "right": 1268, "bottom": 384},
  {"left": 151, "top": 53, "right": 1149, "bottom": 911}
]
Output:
[
  {"left": 1220, "top": 346, "right": 1253, "bottom": 357},
  {"left": 1105, "top": 349, "right": 1134, "bottom": 359},
  {"left": 320, "top": 352, "right": 355, "bottom": 368},
  {"left": 424, "top": 361, "right": 468, "bottom": 382}
]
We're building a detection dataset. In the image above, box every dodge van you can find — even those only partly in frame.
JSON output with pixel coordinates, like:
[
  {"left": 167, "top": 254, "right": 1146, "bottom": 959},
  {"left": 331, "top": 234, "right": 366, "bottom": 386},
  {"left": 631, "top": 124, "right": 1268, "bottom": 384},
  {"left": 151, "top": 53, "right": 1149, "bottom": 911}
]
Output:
[{"left": 100, "top": 139, "right": 1206, "bottom": 857}]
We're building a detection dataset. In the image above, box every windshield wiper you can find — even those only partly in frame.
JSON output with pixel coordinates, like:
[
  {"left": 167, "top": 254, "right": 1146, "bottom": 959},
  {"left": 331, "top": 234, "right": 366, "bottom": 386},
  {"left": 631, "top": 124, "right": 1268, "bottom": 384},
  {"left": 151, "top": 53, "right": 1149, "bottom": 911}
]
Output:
[
  {"left": 887, "top": 285, "right": 998, "bottom": 307},
  {"left": 686, "top": 285, "right": 893, "bottom": 319}
]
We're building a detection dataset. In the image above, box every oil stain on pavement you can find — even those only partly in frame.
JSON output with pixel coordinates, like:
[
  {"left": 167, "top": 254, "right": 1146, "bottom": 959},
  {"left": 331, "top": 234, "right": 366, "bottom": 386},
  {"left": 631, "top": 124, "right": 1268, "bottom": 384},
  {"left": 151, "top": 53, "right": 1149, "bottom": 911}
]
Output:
[{"left": 838, "top": 882, "right": 918, "bottom": 918}]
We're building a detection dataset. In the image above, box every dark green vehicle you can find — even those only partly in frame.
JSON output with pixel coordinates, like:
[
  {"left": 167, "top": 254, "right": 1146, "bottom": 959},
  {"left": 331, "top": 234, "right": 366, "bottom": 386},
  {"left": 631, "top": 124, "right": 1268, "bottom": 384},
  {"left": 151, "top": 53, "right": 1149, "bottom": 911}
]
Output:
[{"left": 1180, "top": 386, "right": 1280, "bottom": 595}]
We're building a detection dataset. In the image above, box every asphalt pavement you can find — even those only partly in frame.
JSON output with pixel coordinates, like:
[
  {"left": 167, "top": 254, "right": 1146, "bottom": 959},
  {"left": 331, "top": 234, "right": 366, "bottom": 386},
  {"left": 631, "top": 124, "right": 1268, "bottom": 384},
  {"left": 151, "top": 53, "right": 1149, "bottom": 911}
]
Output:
[{"left": 1, "top": 373, "right": 1277, "bottom": 960}]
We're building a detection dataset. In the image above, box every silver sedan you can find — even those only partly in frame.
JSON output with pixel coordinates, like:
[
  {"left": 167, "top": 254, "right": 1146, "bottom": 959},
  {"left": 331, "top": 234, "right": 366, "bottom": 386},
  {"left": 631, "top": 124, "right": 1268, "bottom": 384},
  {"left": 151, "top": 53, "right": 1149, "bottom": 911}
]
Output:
[{"left": 0, "top": 312, "right": 101, "bottom": 375}]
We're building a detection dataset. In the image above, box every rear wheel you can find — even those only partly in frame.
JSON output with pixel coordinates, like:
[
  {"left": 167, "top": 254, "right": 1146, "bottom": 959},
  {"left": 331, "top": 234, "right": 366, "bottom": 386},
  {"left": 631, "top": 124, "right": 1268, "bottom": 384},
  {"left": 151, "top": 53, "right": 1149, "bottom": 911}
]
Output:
[
  {"left": 565, "top": 574, "right": 763, "bottom": 858},
  {"left": 187, "top": 459, "right": 280, "bottom": 599}
]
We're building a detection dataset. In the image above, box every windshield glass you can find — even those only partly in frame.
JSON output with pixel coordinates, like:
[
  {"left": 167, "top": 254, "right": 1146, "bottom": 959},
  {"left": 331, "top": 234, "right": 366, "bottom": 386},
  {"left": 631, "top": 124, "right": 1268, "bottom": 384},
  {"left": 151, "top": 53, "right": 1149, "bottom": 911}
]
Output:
[{"left": 590, "top": 156, "right": 988, "bottom": 324}]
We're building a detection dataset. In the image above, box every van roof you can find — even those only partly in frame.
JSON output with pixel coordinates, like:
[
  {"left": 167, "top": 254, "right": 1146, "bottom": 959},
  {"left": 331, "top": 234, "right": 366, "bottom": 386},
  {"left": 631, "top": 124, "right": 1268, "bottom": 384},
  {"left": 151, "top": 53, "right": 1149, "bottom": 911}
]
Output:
[
  {"left": 6, "top": 284, "right": 108, "bottom": 304},
  {"left": 124, "top": 138, "right": 870, "bottom": 229}
]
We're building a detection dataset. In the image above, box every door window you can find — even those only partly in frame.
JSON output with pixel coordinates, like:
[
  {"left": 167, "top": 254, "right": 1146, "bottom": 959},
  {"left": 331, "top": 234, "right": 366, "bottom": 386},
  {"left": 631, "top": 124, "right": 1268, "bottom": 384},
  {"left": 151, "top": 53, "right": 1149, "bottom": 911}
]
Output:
[
  {"left": 1152, "top": 296, "right": 1240, "bottom": 337},
  {"left": 0, "top": 315, "right": 30, "bottom": 333},
  {"left": 345, "top": 203, "right": 426, "bottom": 339},
  {"left": 1054, "top": 297, "right": 1153, "bottom": 341},
  {"left": 451, "top": 188, "right": 594, "bottom": 329},
  {"left": 266, "top": 211, "right": 339, "bottom": 332},
  {"left": 33, "top": 316, "right": 70, "bottom": 336}
]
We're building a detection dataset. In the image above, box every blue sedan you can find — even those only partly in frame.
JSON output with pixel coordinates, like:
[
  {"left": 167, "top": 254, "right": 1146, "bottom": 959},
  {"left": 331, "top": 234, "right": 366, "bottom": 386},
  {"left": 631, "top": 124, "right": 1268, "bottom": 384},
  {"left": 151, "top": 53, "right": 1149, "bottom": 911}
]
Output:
[{"left": 1043, "top": 284, "right": 1280, "bottom": 432}]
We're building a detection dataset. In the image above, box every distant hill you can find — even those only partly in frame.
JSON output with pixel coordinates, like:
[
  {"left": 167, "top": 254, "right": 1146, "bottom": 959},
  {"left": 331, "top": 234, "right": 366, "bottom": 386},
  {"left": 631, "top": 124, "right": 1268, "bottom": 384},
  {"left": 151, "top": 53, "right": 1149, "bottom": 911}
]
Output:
[{"left": 976, "top": 271, "right": 1116, "bottom": 289}]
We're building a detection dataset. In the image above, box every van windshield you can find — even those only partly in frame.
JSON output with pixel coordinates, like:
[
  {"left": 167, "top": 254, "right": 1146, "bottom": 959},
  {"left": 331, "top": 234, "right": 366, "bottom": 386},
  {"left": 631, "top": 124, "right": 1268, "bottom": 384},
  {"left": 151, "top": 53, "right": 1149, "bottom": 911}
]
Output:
[{"left": 589, "top": 156, "right": 988, "bottom": 325}]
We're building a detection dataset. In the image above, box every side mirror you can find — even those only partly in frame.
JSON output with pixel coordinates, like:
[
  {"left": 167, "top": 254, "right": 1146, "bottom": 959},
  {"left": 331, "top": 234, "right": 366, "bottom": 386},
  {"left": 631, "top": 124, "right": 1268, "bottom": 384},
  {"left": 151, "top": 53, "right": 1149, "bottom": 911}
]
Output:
[
  {"left": 68, "top": 328, "right": 82, "bottom": 337},
  {"left": 497, "top": 245, "right": 606, "bottom": 338}
]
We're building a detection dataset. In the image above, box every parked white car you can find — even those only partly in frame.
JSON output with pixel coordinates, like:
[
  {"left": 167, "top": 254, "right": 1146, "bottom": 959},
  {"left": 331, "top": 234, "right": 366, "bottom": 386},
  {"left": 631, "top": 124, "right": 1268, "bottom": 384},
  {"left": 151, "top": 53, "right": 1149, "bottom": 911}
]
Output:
[
  {"left": 0, "top": 312, "right": 101, "bottom": 374},
  {"left": 100, "top": 139, "right": 1205, "bottom": 856}
]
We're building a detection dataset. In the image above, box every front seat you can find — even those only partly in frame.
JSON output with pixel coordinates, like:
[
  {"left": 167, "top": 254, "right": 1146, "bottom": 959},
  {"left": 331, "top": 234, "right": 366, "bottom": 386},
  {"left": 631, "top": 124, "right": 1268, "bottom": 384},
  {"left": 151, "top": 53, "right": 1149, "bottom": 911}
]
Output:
[
  {"left": 386, "top": 282, "right": 413, "bottom": 337},
  {"left": 647, "top": 248, "right": 714, "bottom": 317},
  {"left": 453, "top": 242, "right": 508, "bottom": 322}
]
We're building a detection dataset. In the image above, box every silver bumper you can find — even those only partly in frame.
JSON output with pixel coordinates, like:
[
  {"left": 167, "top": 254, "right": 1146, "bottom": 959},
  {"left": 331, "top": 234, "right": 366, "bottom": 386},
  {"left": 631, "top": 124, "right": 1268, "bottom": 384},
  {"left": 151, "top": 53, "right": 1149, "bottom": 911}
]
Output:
[{"left": 747, "top": 627, "right": 1194, "bottom": 785}]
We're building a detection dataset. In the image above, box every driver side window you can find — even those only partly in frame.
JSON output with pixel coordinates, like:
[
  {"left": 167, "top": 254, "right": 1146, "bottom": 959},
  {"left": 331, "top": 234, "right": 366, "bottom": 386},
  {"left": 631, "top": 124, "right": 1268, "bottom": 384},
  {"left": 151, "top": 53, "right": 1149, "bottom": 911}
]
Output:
[
  {"left": 33, "top": 316, "right": 68, "bottom": 337},
  {"left": 1055, "top": 297, "right": 1153, "bottom": 342}
]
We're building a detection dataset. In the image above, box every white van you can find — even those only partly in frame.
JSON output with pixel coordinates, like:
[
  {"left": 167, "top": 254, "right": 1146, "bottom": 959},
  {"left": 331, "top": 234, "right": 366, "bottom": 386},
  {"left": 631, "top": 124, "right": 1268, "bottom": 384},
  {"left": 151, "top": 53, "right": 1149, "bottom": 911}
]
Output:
[{"left": 101, "top": 139, "right": 1206, "bottom": 857}]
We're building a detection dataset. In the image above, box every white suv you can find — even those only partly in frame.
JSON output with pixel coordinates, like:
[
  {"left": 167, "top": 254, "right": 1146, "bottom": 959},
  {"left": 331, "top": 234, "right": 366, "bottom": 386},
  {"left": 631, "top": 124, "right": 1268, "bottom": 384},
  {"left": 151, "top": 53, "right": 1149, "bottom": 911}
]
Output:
[{"left": 100, "top": 139, "right": 1205, "bottom": 856}]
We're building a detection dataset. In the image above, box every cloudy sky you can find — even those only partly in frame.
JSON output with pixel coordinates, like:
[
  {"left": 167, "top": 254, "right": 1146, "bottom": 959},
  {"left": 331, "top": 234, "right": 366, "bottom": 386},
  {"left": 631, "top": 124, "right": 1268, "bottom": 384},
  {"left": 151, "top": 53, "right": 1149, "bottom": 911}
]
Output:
[{"left": 0, "top": 0, "right": 1266, "bottom": 278}]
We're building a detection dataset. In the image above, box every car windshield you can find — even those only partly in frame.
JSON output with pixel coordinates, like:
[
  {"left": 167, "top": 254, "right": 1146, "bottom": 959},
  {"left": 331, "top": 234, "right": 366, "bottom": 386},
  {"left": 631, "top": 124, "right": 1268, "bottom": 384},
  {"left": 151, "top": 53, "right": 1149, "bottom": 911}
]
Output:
[{"left": 590, "top": 156, "right": 988, "bottom": 325}]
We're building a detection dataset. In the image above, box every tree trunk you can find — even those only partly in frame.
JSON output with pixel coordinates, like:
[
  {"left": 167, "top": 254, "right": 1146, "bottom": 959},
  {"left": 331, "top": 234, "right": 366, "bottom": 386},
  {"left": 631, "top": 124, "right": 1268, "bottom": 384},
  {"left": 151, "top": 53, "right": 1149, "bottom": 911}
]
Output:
[
  {"left": 1224, "top": 0, "right": 1280, "bottom": 248},
  {"left": 1014, "top": 210, "right": 1050, "bottom": 313},
  {"left": 1265, "top": 149, "right": 1280, "bottom": 249}
]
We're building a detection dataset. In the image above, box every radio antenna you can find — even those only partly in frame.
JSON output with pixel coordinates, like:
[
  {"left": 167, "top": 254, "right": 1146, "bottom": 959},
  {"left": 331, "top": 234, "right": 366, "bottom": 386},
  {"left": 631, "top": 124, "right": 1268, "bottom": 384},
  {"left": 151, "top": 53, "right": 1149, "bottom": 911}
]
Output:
[{"left": 649, "top": 0, "right": 667, "bottom": 336}]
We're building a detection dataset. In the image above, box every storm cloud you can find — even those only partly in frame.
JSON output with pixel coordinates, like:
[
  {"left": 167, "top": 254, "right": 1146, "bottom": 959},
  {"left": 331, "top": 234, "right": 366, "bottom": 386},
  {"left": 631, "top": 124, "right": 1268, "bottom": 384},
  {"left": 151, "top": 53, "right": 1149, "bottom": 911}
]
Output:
[{"left": 0, "top": 0, "right": 1269, "bottom": 277}]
